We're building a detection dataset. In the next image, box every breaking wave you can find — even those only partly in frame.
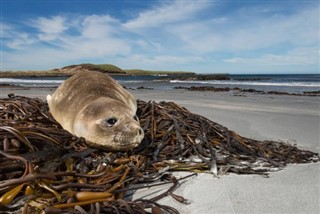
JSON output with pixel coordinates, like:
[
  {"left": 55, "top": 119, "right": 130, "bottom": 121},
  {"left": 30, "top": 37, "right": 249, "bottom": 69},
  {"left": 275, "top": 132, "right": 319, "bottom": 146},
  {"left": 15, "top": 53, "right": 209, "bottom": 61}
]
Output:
[
  {"left": 169, "top": 80, "right": 320, "bottom": 88},
  {"left": 1, "top": 78, "right": 64, "bottom": 85}
]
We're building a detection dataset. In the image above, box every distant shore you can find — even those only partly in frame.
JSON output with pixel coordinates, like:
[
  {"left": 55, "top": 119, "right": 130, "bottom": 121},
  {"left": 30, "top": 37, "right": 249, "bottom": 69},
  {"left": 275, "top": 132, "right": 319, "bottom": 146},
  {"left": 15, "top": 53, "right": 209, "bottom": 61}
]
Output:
[
  {"left": 0, "top": 63, "right": 195, "bottom": 78},
  {"left": 0, "top": 63, "right": 234, "bottom": 82}
]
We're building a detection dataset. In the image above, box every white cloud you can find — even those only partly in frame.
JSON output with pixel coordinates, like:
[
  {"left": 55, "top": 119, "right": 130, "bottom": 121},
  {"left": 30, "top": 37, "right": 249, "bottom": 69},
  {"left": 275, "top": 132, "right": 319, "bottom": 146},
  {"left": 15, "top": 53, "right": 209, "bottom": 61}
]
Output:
[
  {"left": 168, "top": 6, "right": 319, "bottom": 53},
  {"left": 223, "top": 47, "right": 319, "bottom": 65},
  {"left": 123, "top": 0, "right": 210, "bottom": 30},
  {"left": 62, "top": 15, "right": 130, "bottom": 56},
  {"left": 3, "top": 38, "right": 129, "bottom": 71},
  {"left": 3, "top": 48, "right": 77, "bottom": 70},
  {"left": 6, "top": 33, "right": 36, "bottom": 49},
  {"left": 134, "top": 39, "right": 163, "bottom": 51},
  {"left": 115, "top": 54, "right": 204, "bottom": 71},
  {"left": 60, "top": 15, "right": 131, "bottom": 56},
  {"left": 2, "top": 14, "right": 131, "bottom": 70},
  {"left": 64, "top": 37, "right": 130, "bottom": 57},
  {"left": 32, "top": 16, "right": 68, "bottom": 41},
  {"left": 1, "top": 23, "right": 36, "bottom": 49},
  {"left": 34, "top": 16, "right": 68, "bottom": 34},
  {"left": 1, "top": 1, "right": 318, "bottom": 73},
  {"left": 81, "top": 15, "right": 120, "bottom": 38},
  {"left": 1, "top": 23, "right": 14, "bottom": 38}
]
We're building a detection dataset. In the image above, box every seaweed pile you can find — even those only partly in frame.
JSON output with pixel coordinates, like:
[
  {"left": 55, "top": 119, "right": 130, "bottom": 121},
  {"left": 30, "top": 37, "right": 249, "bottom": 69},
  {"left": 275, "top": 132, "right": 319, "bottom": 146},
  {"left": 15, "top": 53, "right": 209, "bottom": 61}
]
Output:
[{"left": 0, "top": 95, "right": 319, "bottom": 213}]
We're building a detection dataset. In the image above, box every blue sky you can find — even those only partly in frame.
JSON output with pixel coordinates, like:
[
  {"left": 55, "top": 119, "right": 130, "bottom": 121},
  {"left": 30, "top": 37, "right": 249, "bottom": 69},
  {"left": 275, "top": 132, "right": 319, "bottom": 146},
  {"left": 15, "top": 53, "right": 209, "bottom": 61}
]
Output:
[{"left": 1, "top": 0, "right": 319, "bottom": 74}]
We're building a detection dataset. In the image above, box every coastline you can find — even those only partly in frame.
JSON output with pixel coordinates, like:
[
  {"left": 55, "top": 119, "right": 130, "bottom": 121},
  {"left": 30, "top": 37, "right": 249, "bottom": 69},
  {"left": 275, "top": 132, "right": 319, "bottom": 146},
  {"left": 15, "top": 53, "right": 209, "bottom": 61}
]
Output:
[{"left": 0, "top": 88, "right": 319, "bottom": 213}]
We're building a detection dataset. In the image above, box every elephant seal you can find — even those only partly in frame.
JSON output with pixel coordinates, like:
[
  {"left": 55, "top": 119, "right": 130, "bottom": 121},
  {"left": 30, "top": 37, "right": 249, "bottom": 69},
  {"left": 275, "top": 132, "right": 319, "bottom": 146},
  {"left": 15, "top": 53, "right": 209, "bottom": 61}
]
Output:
[{"left": 47, "top": 71, "right": 144, "bottom": 151}]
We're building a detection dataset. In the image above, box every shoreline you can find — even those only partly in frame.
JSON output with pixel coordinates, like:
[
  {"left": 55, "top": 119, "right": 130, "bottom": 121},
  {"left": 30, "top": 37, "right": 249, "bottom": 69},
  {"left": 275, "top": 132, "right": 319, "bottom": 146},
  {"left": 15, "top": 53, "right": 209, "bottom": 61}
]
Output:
[
  {"left": 174, "top": 86, "right": 320, "bottom": 96},
  {"left": 1, "top": 84, "right": 320, "bottom": 97},
  {"left": 0, "top": 87, "right": 319, "bottom": 213}
]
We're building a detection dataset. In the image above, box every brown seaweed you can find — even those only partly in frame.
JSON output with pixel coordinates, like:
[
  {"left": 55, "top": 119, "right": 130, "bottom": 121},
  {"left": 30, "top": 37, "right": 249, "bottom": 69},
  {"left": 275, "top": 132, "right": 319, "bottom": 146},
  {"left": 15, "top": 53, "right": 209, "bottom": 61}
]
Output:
[{"left": 0, "top": 95, "right": 319, "bottom": 213}]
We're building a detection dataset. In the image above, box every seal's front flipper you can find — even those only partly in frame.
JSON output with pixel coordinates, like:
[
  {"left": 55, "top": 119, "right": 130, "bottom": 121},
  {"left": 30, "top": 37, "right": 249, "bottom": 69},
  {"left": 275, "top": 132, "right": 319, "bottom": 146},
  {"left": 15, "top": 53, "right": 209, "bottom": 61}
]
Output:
[{"left": 46, "top": 94, "right": 52, "bottom": 105}]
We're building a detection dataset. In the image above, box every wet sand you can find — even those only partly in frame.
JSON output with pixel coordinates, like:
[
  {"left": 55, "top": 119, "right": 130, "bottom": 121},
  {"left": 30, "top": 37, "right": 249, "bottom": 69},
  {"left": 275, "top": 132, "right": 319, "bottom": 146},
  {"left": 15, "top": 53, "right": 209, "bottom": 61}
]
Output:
[{"left": 1, "top": 88, "right": 319, "bottom": 214}]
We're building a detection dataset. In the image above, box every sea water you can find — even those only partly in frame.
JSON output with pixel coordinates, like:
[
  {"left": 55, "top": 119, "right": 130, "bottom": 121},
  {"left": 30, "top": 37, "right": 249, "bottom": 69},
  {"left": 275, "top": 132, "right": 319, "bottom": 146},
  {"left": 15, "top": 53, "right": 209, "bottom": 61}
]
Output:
[
  {"left": 169, "top": 74, "right": 320, "bottom": 93},
  {"left": 1, "top": 74, "right": 319, "bottom": 93}
]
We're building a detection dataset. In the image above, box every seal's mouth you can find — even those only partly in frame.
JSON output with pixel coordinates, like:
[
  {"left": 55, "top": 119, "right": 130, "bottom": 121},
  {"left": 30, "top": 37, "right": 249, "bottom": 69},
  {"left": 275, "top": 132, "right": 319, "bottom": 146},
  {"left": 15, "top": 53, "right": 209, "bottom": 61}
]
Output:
[
  {"left": 116, "top": 136, "right": 144, "bottom": 147},
  {"left": 85, "top": 127, "right": 144, "bottom": 151},
  {"left": 113, "top": 128, "right": 144, "bottom": 145},
  {"left": 86, "top": 139, "right": 140, "bottom": 152}
]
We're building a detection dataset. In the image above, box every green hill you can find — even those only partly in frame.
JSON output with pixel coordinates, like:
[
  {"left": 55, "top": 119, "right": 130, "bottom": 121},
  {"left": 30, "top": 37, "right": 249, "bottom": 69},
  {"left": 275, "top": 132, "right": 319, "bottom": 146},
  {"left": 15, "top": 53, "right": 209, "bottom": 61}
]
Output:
[
  {"left": 0, "top": 63, "right": 195, "bottom": 77},
  {"left": 0, "top": 63, "right": 195, "bottom": 78},
  {"left": 125, "top": 69, "right": 194, "bottom": 75},
  {"left": 62, "top": 63, "right": 126, "bottom": 74},
  {"left": 0, "top": 63, "right": 230, "bottom": 81}
]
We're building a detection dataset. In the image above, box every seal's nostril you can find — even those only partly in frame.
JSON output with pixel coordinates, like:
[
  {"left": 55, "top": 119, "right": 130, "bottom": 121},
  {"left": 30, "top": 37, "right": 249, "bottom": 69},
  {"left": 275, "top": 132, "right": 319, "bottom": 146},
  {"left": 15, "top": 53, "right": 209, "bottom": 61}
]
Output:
[{"left": 139, "top": 128, "right": 143, "bottom": 135}]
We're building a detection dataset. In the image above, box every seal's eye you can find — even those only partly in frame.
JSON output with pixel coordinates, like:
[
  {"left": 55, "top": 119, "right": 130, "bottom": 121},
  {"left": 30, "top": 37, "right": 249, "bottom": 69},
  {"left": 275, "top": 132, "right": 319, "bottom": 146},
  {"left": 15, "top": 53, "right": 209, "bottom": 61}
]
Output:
[{"left": 103, "top": 117, "right": 118, "bottom": 127}]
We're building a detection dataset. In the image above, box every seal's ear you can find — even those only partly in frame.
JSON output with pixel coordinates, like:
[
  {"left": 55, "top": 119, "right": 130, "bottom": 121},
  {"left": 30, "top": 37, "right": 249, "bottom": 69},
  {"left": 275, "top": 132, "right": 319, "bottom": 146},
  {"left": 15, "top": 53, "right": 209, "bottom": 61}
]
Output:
[{"left": 101, "top": 117, "right": 118, "bottom": 127}]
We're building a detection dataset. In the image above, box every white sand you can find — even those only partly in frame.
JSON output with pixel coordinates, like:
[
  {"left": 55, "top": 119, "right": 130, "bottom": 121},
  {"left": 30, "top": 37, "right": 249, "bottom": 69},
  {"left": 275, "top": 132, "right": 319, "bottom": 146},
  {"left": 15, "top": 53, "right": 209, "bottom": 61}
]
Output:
[
  {"left": 131, "top": 90, "right": 320, "bottom": 214},
  {"left": 1, "top": 88, "right": 319, "bottom": 213}
]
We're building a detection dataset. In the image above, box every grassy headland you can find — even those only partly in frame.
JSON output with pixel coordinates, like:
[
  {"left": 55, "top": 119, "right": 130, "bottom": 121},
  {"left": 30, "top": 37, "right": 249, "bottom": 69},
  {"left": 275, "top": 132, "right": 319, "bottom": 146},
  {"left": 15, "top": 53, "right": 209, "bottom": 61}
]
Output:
[
  {"left": 0, "top": 70, "right": 67, "bottom": 78},
  {"left": 0, "top": 63, "right": 194, "bottom": 77},
  {"left": 125, "top": 69, "right": 194, "bottom": 75},
  {"left": 0, "top": 63, "right": 230, "bottom": 80}
]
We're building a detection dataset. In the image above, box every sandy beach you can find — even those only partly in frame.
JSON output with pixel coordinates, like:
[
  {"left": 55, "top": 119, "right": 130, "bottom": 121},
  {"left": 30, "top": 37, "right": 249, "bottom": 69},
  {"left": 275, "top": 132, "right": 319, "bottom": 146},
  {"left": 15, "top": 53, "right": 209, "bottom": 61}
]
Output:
[{"left": 0, "top": 88, "right": 319, "bottom": 214}]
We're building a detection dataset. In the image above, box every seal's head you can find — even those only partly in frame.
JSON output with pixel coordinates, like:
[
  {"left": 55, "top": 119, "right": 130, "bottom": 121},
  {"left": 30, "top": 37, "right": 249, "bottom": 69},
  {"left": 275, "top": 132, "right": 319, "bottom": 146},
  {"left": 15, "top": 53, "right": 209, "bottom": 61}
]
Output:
[{"left": 73, "top": 97, "right": 144, "bottom": 151}]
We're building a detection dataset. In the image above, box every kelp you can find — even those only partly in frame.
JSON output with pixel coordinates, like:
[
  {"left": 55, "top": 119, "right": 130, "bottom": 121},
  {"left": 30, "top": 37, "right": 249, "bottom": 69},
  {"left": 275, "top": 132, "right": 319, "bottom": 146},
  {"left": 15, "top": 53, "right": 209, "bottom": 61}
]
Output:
[{"left": 0, "top": 95, "right": 319, "bottom": 213}]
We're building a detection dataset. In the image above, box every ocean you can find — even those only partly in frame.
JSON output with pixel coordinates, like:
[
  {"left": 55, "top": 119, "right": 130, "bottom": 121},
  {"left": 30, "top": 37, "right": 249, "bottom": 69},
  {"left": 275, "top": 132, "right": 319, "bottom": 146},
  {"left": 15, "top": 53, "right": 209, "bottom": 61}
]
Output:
[{"left": 1, "top": 74, "right": 319, "bottom": 94}]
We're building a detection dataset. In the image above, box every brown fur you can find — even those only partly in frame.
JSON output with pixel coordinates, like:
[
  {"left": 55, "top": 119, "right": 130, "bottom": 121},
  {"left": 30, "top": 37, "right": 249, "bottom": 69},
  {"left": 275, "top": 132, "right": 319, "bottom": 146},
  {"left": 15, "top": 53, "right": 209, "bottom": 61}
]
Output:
[{"left": 47, "top": 71, "right": 144, "bottom": 151}]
